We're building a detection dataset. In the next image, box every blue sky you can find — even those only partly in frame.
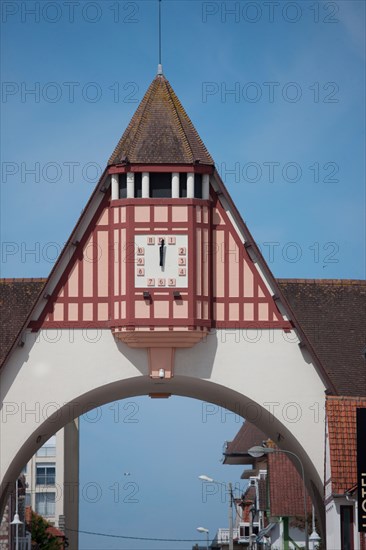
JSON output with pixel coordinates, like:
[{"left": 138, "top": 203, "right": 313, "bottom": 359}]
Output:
[{"left": 1, "top": 1, "right": 365, "bottom": 548}]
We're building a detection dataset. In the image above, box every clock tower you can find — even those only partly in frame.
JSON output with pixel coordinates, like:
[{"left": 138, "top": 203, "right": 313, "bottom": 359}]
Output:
[
  {"left": 108, "top": 74, "right": 215, "bottom": 377},
  {"left": 34, "top": 72, "right": 291, "bottom": 379}
]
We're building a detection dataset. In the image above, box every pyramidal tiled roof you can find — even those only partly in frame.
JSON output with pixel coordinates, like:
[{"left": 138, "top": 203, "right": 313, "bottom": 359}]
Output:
[{"left": 109, "top": 74, "right": 214, "bottom": 166}]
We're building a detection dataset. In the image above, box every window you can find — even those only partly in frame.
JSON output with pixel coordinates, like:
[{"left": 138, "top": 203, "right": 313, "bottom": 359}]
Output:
[
  {"left": 36, "top": 436, "right": 56, "bottom": 457},
  {"left": 341, "top": 505, "right": 354, "bottom": 550},
  {"left": 134, "top": 173, "right": 142, "bottom": 198},
  {"left": 117, "top": 172, "right": 206, "bottom": 198},
  {"left": 195, "top": 174, "right": 203, "bottom": 199},
  {"left": 180, "top": 173, "right": 187, "bottom": 198},
  {"left": 35, "top": 492, "right": 55, "bottom": 517},
  {"left": 119, "top": 174, "right": 127, "bottom": 198},
  {"left": 36, "top": 445, "right": 56, "bottom": 457},
  {"left": 36, "top": 463, "right": 55, "bottom": 486},
  {"left": 150, "top": 172, "right": 171, "bottom": 198},
  {"left": 239, "top": 525, "right": 259, "bottom": 538}
]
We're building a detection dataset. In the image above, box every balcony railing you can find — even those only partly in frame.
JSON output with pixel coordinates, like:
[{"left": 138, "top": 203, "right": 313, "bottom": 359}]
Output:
[
  {"left": 216, "top": 528, "right": 240, "bottom": 544},
  {"left": 13, "top": 533, "right": 31, "bottom": 550},
  {"left": 36, "top": 474, "right": 56, "bottom": 486}
]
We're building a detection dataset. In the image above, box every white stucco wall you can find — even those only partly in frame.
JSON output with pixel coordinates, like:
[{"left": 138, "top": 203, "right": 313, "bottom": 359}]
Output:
[
  {"left": 270, "top": 520, "right": 306, "bottom": 549},
  {"left": 1, "top": 327, "right": 327, "bottom": 519},
  {"left": 326, "top": 496, "right": 359, "bottom": 550}
]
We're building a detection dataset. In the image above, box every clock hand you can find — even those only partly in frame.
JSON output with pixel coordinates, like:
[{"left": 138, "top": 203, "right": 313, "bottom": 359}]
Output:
[{"left": 159, "top": 239, "right": 165, "bottom": 268}]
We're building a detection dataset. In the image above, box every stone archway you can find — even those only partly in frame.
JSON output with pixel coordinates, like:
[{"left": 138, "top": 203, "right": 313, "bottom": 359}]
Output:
[{"left": 1, "top": 326, "right": 327, "bottom": 534}]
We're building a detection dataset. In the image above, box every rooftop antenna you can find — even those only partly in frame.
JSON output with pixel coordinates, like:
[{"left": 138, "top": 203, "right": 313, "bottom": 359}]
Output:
[{"left": 157, "top": 0, "right": 163, "bottom": 75}]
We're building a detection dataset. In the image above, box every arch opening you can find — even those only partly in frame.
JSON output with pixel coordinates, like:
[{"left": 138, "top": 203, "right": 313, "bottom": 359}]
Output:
[{"left": 1, "top": 375, "right": 325, "bottom": 536}]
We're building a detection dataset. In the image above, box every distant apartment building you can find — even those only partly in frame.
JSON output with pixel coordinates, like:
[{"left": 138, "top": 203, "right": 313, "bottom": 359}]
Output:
[
  {"left": 24, "top": 432, "right": 63, "bottom": 528},
  {"left": 1, "top": 421, "right": 79, "bottom": 550}
]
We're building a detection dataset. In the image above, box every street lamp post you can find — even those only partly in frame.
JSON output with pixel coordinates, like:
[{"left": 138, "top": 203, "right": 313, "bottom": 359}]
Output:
[
  {"left": 249, "top": 503, "right": 256, "bottom": 550},
  {"left": 197, "top": 526, "right": 209, "bottom": 550},
  {"left": 10, "top": 479, "right": 23, "bottom": 550},
  {"left": 228, "top": 482, "right": 233, "bottom": 550},
  {"left": 309, "top": 505, "right": 321, "bottom": 550},
  {"left": 248, "top": 446, "right": 309, "bottom": 550},
  {"left": 199, "top": 475, "right": 234, "bottom": 550}
]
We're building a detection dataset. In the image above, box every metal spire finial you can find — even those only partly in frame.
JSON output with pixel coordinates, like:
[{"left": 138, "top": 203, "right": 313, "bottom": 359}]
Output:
[{"left": 157, "top": 0, "right": 163, "bottom": 75}]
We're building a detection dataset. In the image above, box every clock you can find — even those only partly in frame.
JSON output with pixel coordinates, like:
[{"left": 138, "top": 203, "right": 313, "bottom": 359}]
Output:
[{"left": 134, "top": 235, "right": 188, "bottom": 288}]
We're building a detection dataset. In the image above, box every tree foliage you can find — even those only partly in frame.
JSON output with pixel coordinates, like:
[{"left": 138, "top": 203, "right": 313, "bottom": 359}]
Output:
[{"left": 29, "top": 511, "right": 63, "bottom": 550}]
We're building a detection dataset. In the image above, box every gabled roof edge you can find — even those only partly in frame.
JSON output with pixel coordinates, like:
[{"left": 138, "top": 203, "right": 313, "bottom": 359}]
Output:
[
  {"left": 0, "top": 163, "right": 345, "bottom": 395},
  {"left": 212, "top": 168, "right": 338, "bottom": 395},
  {"left": 0, "top": 166, "right": 110, "bottom": 370}
]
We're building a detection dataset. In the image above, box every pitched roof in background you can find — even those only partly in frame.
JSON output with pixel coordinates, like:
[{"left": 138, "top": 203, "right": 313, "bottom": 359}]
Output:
[
  {"left": 223, "top": 423, "right": 311, "bottom": 517},
  {"left": 223, "top": 422, "right": 267, "bottom": 465},
  {"left": 258, "top": 477, "right": 267, "bottom": 511},
  {"left": 326, "top": 396, "right": 366, "bottom": 494},
  {"left": 278, "top": 279, "right": 366, "bottom": 396},
  {"left": 46, "top": 525, "right": 65, "bottom": 539},
  {"left": 109, "top": 75, "right": 214, "bottom": 166},
  {"left": 268, "top": 450, "right": 312, "bottom": 517},
  {"left": 0, "top": 279, "right": 46, "bottom": 366},
  {"left": 25, "top": 507, "right": 65, "bottom": 541}
]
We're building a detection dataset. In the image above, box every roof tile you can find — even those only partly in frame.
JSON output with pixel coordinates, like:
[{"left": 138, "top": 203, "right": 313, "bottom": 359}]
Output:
[
  {"left": 268, "top": 451, "right": 312, "bottom": 517},
  {"left": 109, "top": 75, "right": 214, "bottom": 166},
  {"left": 0, "top": 279, "right": 45, "bottom": 365},
  {"left": 326, "top": 396, "right": 366, "bottom": 493},
  {"left": 278, "top": 279, "right": 366, "bottom": 396},
  {"left": 224, "top": 422, "right": 267, "bottom": 459}
]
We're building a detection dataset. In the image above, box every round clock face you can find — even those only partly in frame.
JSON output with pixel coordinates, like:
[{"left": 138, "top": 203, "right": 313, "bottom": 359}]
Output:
[{"left": 134, "top": 234, "right": 188, "bottom": 288}]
